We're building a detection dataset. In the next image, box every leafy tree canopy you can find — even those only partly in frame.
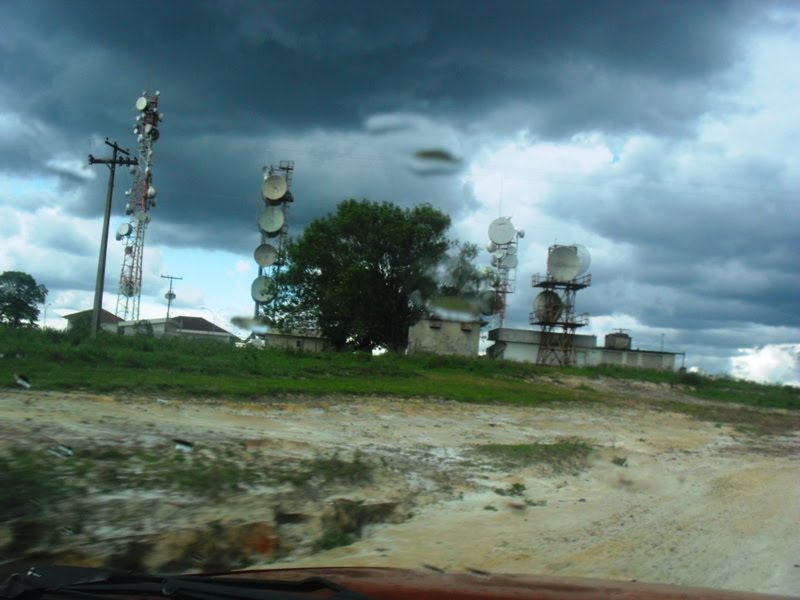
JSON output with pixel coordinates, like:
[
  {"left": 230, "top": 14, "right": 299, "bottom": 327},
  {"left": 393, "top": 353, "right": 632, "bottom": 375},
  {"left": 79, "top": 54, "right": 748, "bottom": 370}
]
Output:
[
  {"left": 0, "top": 271, "right": 48, "bottom": 328},
  {"left": 276, "top": 199, "right": 451, "bottom": 351}
]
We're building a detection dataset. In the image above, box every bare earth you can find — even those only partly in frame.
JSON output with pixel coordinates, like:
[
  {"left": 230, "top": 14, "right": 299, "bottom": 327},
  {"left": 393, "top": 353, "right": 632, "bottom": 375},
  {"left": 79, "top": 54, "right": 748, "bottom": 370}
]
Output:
[{"left": 1, "top": 383, "right": 798, "bottom": 595}]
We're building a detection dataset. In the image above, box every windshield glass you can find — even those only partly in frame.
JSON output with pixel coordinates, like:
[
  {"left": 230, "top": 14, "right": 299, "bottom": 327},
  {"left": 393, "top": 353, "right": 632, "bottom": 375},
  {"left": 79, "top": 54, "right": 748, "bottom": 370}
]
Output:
[{"left": 0, "top": 1, "right": 798, "bottom": 597}]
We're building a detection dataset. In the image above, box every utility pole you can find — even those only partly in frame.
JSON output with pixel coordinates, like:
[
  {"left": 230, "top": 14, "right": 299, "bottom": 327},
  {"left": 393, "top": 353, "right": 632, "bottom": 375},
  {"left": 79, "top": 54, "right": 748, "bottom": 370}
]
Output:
[
  {"left": 161, "top": 274, "right": 182, "bottom": 321},
  {"left": 88, "top": 139, "right": 138, "bottom": 336}
]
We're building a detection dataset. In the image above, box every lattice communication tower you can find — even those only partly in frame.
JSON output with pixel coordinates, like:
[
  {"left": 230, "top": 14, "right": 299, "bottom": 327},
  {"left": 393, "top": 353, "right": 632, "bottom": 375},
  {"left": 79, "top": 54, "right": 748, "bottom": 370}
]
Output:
[
  {"left": 115, "top": 91, "right": 164, "bottom": 320},
  {"left": 251, "top": 161, "right": 295, "bottom": 318},
  {"left": 485, "top": 217, "right": 525, "bottom": 328},
  {"left": 530, "top": 244, "right": 591, "bottom": 366}
]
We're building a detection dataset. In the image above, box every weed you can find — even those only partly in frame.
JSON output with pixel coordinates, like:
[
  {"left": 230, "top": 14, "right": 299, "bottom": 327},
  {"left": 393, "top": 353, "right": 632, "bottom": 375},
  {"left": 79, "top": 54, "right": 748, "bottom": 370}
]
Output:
[
  {"left": 312, "top": 528, "right": 359, "bottom": 551},
  {"left": 483, "top": 505, "right": 498, "bottom": 511},
  {"left": 472, "top": 441, "right": 593, "bottom": 473},
  {"left": 493, "top": 482, "right": 526, "bottom": 496}
]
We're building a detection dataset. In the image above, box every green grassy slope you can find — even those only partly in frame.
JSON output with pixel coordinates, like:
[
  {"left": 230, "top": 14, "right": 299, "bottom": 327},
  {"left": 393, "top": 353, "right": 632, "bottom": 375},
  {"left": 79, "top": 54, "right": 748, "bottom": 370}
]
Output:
[{"left": 1, "top": 326, "right": 797, "bottom": 410}]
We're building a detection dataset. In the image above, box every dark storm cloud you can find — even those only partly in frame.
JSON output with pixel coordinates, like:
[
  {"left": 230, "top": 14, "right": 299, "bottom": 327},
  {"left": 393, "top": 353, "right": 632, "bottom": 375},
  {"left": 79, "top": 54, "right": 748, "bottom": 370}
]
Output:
[
  {"left": 2, "top": 0, "right": 759, "bottom": 138},
  {"left": 0, "top": 0, "right": 769, "bottom": 237}
]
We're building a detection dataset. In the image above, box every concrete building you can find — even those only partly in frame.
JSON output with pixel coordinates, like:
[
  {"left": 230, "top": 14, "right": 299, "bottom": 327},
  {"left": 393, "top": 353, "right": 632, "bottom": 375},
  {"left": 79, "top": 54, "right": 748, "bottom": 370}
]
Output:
[
  {"left": 261, "top": 329, "right": 325, "bottom": 352},
  {"left": 407, "top": 316, "right": 484, "bottom": 357},
  {"left": 63, "top": 309, "right": 122, "bottom": 334},
  {"left": 487, "top": 328, "right": 679, "bottom": 370}
]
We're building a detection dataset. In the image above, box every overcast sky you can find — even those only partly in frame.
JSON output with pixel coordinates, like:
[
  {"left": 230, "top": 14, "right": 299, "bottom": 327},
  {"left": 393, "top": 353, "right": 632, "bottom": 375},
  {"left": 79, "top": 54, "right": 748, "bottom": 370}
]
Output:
[{"left": 1, "top": 0, "right": 798, "bottom": 384}]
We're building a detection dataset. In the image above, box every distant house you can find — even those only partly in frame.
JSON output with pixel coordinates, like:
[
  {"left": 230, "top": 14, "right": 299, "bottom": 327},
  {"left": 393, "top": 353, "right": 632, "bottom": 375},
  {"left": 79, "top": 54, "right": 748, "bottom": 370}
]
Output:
[
  {"left": 407, "top": 316, "right": 485, "bottom": 357},
  {"left": 62, "top": 309, "right": 122, "bottom": 334},
  {"left": 118, "top": 315, "right": 238, "bottom": 344},
  {"left": 261, "top": 329, "right": 325, "bottom": 352}
]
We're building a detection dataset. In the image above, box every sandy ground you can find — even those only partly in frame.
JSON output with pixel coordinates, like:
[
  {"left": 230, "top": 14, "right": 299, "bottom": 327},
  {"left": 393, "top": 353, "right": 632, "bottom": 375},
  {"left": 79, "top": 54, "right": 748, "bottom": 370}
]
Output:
[{"left": 1, "top": 388, "right": 798, "bottom": 595}]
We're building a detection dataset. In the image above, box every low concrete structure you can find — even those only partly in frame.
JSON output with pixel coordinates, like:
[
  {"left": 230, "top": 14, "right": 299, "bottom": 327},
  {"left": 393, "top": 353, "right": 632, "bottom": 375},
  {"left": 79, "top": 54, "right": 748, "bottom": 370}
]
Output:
[
  {"left": 63, "top": 309, "right": 122, "bottom": 334},
  {"left": 261, "top": 329, "right": 325, "bottom": 352},
  {"left": 487, "top": 327, "right": 679, "bottom": 370},
  {"left": 407, "top": 316, "right": 484, "bottom": 357}
]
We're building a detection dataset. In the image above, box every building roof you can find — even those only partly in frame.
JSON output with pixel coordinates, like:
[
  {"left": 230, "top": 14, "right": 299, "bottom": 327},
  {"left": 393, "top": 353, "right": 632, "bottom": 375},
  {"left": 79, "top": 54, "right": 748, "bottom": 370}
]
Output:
[
  {"left": 172, "top": 315, "right": 232, "bottom": 335},
  {"left": 63, "top": 308, "right": 123, "bottom": 324},
  {"left": 263, "top": 329, "right": 322, "bottom": 339}
]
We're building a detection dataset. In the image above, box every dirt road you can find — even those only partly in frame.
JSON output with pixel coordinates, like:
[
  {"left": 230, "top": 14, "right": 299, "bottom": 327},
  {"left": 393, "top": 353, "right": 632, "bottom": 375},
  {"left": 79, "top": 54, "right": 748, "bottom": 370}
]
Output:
[{"left": 1, "top": 386, "right": 798, "bottom": 595}]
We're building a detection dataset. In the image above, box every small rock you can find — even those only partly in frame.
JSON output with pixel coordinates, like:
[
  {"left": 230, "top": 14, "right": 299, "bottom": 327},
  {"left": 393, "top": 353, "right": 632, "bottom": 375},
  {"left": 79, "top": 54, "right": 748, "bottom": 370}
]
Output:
[{"left": 14, "top": 374, "right": 31, "bottom": 389}]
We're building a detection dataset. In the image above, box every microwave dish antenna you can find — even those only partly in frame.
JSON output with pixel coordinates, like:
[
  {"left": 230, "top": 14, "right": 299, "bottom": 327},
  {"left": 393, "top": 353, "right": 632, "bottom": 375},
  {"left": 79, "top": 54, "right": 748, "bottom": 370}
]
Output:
[
  {"left": 261, "top": 175, "right": 287, "bottom": 201},
  {"left": 117, "top": 223, "right": 132, "bottom": 237},
  {"left": 135, "top": 97, "right": 148, "bottom": 111},
  {"left": 254, "top": 243, "right": 278, "bottom": 267},
  {"left": 533, "top": 290, "right": 563, "bottom": 322},
  {"left": 488, "top": 217, "right": 515, "bottom": 245},
  {"left": 258, "top": 206, "right": 285, "bottom": 233},
  {"left": 547, "top": 245, "right": 580, "bottom": 282},
  {"left": 575, "top": 244, "right": 592, "bottom": 275},
  {"left": 486, "top": 241, "right": 497, "bottom": 253},
  {"left": 500, "top": 254, "right": 518, "bottom": 269},
  {"left": 251, "top": 276, "right": 276, "bottom": 303}
]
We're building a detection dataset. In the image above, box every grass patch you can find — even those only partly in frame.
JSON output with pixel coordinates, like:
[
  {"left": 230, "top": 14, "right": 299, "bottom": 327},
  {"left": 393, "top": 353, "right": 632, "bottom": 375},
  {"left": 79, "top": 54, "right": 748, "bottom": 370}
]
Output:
[
  {"left": 1, "top": 326, "right": 798, "bottom": 410},
  {"left": 471, "top": 441, "right": 593, "bottom": 474}
]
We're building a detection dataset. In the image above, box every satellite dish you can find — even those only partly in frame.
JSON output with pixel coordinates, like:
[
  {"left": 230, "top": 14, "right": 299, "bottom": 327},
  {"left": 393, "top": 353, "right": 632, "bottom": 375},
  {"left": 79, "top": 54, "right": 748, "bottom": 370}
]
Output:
[
  {"left": 488, "top": 217, "right": 515, "bottom": 245},
  {"left": 505, "top": 244, "right": 517, "bottom": 256},
  {"left": 517, "top": 229, "right": 525, "bottom": 239},
  {"left": 147, "top": 186, "right": 157, "bottom": 199},
  {"left": 486, "top": 241, "right": 497, "bottom": 253},
  {"left": 500, "top": 254, "right": 518, "bottom": 269},
  {"left": 251, "top": 276, "right": 276, "bottom": 303},
  {"left": 261, "top": 175, "right": 287, "bottom": 202},
  {"left": 534, "top": 291, "right": 563, "bottom": 322},
  {"left": 492, "top": 248, "right": 505, "bottom": 259},
  {"left": 136, "top": 211, "right": 149, "bottom": 223},
  {"left": 547, "top": 245, "right": 580, "bottom": 282},
  {"left": 117, "top": 223, "right": 132, "bottom": 237},
  {"left": 135, "top": 97, "right": 148, "bottom": 111},
  {"left": 254, "top": 243, "right": 278, "bottom": 267},
  {"left": 575, "top": 244, "right": 591, "bottom": 275},
  {"left": 165, "top": 292, "right": 176, "bottom": 301},
  {"left": 144, "top": 123, "right": 153, "bottom": 134},
  {"left": 258, "top": 206, "right": 284, "bottom": 234}
]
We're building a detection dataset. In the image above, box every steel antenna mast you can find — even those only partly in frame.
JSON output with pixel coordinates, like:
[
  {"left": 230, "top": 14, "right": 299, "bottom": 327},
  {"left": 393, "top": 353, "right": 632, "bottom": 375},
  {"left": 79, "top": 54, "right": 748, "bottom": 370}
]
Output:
[
  {"left": 160, "top": 274, "right": 182, "bottom": 320},
  {"left": 115, "top": 90, "right": 164, "bottom": 321}
]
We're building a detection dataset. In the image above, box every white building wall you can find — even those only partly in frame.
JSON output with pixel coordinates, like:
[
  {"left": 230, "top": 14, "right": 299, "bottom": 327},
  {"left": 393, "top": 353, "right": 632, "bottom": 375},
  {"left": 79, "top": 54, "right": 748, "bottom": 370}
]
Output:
[{"left": 408, "top": 318, "right": 481, "bottom": 357}]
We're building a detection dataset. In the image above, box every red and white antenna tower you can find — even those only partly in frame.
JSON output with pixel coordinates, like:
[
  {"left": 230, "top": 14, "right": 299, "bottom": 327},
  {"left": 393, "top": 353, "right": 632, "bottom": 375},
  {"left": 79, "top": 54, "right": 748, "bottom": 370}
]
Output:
[{"left": 115, "top": 90, "right": 164, "bottom": 321}]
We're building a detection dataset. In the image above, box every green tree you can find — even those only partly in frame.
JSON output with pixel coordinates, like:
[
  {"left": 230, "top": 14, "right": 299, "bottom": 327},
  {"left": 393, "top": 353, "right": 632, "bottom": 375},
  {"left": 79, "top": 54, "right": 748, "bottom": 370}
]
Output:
[
  {"left": 277, "top": 200, "right": 451, "bottom": 351},
  {"left": 0, "top": 271, "right": 48, "bottom": 328}
]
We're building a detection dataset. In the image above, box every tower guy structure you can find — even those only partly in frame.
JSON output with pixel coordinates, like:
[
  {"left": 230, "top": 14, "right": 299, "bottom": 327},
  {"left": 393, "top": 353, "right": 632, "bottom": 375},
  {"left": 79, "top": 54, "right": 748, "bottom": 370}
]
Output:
[
  {"left": 530, "top": 244, "right": 591, "bottom": 366},
  {"left": 251, "top": 161, "right": 295, "bottom": 319},
  {"left": 115, "top": 91, "right": 164, "bottom": 321}
]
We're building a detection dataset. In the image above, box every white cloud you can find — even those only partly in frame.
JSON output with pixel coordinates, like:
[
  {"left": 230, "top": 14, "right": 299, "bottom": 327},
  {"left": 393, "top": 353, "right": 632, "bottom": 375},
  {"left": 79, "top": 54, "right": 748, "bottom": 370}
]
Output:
[{"left": 731, "top": 344, "right": 800, "bottom": 387}]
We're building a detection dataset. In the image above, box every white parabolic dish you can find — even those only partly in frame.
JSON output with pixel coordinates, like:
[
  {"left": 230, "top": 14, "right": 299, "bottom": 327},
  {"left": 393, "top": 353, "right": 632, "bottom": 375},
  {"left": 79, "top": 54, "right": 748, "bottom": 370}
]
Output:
[
  {"left": 258, "top": 206, "right": 285, "bottom": 234},
  {"left": 261, "top": 175, "right": 287, "bottom": 202},
  {"left": 576, "top": 244, "right": 591, "bottom": 275},
  {"left": 251, "top": 276, "right": 276, "bottom": 303},
  {"left": 254, "top": 243, "right": 278, "bottom": 267},
  {"left": 547, "top": 245, "right": 580, "bottom": 282},
  {"left": 500, "top": 254, "right": 518, "bottom": 269},
  {"left": 533, "top": 290, "right": 563, "bottom": 322},
  {"left": 135, "top": 97, "right": 148, "bottom": 111},
  {"left": 488, "top": 217, "right": 515, "bottom": 245},
  {"left": 117, "top": 223, "right": 132, "bottom": 237}
]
